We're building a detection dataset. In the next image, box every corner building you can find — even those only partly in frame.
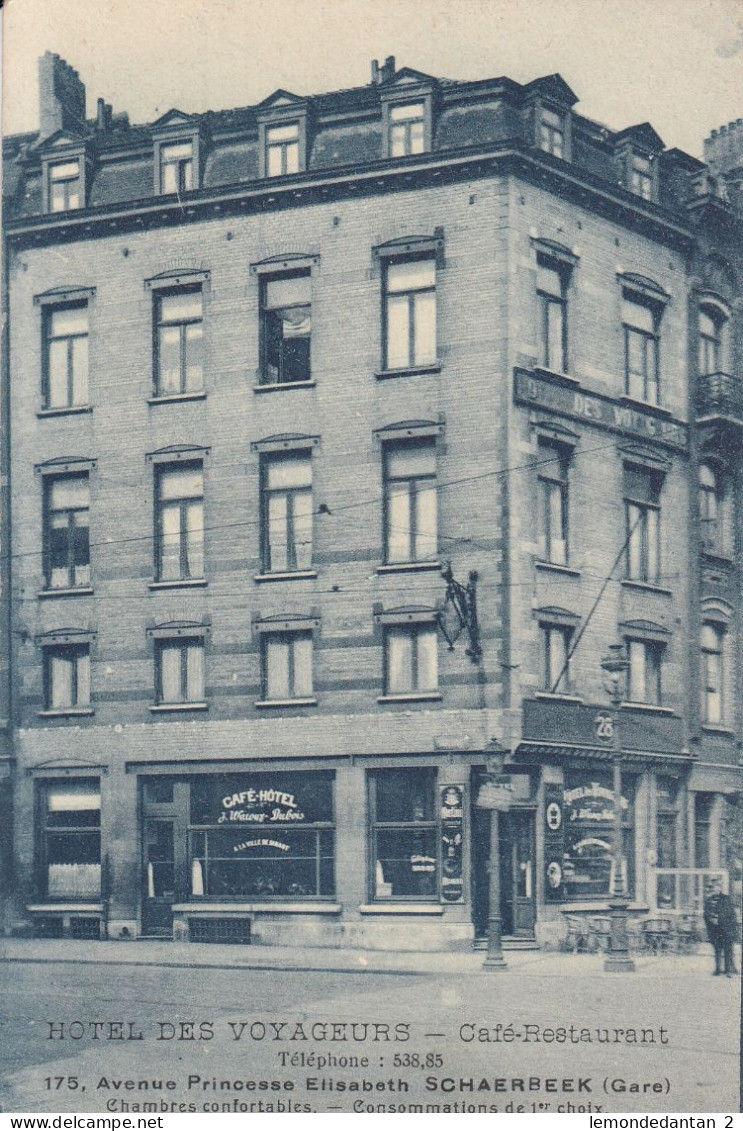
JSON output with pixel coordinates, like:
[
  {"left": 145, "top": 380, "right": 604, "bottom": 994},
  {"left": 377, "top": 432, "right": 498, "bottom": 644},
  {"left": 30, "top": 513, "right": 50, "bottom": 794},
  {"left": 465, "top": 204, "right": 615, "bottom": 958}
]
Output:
[{"left": 3, "top": 54, "right": 741, "bottom": 949}]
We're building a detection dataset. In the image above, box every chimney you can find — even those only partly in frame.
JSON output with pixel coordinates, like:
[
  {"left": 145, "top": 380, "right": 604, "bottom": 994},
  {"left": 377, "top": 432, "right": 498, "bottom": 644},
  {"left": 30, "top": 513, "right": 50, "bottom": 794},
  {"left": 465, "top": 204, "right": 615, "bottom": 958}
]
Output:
[
  {"left": 383, "top": 55, "right": 396, "bottom": 82},
  {"left": 370, "top": 56, "right": 396, "bottom": 85},
  {"left": 96, "top": 97, "right": 113, "bottom": 131},
  {"left": 38, "top": 52, "right": 86, "bottom": 138},
  {"left": 371, "top": 59, "right": 380, "bottom": 85}
]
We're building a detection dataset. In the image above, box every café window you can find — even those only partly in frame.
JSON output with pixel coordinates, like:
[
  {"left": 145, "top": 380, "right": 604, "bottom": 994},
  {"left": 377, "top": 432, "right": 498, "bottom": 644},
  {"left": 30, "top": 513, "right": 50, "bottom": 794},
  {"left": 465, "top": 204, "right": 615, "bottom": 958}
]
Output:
[
  {"left": 188, "top": 773, "right": 334, "bottom": 899},
  {"left": 370, "top": 768, "right": 438, "bottom": 900},
  {"left": 562, "top": 772, "right": 635, "bottom": 899},
  {"left": 39, "top": 780, "right": 101, "bottom": 900},
  {"left": 694, "top": 793, "right": 715, "bottom": 869}
]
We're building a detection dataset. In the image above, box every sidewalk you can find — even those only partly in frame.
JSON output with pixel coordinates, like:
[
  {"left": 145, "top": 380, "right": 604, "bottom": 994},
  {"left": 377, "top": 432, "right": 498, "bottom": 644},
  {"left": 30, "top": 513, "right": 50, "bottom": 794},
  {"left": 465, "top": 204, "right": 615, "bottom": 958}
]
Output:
[{"left": 0, "top": 934, "right": 733, "bottom": 978}]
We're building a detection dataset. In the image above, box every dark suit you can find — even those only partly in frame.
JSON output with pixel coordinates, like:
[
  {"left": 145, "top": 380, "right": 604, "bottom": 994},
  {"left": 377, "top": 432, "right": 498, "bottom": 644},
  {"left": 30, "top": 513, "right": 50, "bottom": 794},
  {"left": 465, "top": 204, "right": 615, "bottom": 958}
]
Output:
[{"left": 703, "top": 891, "right": 738, "bottom": 975}]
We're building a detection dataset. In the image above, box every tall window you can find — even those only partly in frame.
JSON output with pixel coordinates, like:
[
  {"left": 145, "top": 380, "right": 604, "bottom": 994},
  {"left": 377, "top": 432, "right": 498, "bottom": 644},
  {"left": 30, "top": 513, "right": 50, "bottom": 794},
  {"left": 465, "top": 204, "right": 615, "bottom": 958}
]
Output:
[
  {"left": 49, "top": 160, "right": 82, "bottom": 212},
  {"left": 389, "top": 103, "right": 425, "bottom": 157},
  {"left": 623, "top": 297, "right": 660, "bottom": 404},
  {"left": 262, "top": 632, "right": 313, "bottom": 701},
  {"left": 625, "top": 465, "right": 662, "bottom": 584},
  {"left": 160, "top": 141, "right": 194, "bottom": 194},
  {"left": 43, "top": 304, "right": 89, "bottom": 409},
  {"left": 701, "top": 624, "right": 725, "bottom": 725},
  {"left": 266, "top": 123, "right": 299, "bottom": 176},
  {"left": 383, "top": 439, "right": 437, "bottom": 564},
  {"left": 383, "top": 258, "right": 436, "bottom": 370},
  {"left": 630, "top": 154, "right": 653, "bottom": 200},
  {"left": 656, "top": 777, "right": 679, "bottom": 871},
  {"left": 44, "top": 474, "right": 90, "bottom": 590},
  {"left": 155, "top": 638, "right": 205, "bottom": 705},
  {"left": 385, "top": 624, "right": 438, "bottom": 695},
  {"left": 44, "top": 644, "right": 91, "bottom": 711},
  {"left": 155, "top": 464, "right": 204, "bottom": 581},
  {"left": 260, "top": 273, "right": 311, "bottom": 384},
  {"left": 537, "top": 441, "right": 568, "bottom": 564},
  {"left": 40, "top": 781, "right": 101, "bottom": 900},
  {"left": 539, "top": 109, "right": 565, "bottom": 158},
  {"left": 542, "top": 624, "right": 572, "bottom": 693},
  {"left": 694, "top": 793, "right": 714, "bottom": 869},
  {"left": 699, "top": 463, "right": 722, "bottom": 553},
  {"left": 154, "top": 288, "right": 204, "bottom": 395},
  {"left": 537, "top": 258, "right": 568, "bottom": 371},
  {"left": 627, "top": 638, "right": 663, "bottom": 705},
  {"left": 563, "top": 772, "right": 635, "bottom": 898},
  {"left": 370, "top": 768, "right": 438, "bottom": 900},
  {"left": 262, "top": 452, "right": 313, "bottom": 573},
  {"left": 699, "top": 310, "right": 723, "bottom": 376}
]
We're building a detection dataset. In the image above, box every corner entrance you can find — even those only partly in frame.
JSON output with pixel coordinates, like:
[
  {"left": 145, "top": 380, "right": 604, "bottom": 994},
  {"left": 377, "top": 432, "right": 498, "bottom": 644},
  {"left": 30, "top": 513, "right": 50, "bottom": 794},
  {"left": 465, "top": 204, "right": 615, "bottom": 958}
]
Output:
[{"left": 472, "top": 805, "right": 536, "bottom": 940}]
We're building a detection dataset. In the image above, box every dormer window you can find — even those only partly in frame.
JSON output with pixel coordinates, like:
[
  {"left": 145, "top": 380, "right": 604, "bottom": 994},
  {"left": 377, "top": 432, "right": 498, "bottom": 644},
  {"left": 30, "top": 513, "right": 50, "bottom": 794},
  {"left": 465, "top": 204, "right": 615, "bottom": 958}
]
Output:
[
  {"left": 630, "top": 154, "right": 653, "bottom": 200},
  {"left": 49, "top": 159, "right": 82, "bottom": 212},
  {"left": 160, "top": 141, "right": 194, "bottom": 194},
  {"left": 389, "top": 102, "right": 425, "bottom": 157},
  {"left": 266, "top": 123, "right": 300, "bottom": 177},
  {"left": 539, "top": 109, "right": 565, "bottom": 158}
]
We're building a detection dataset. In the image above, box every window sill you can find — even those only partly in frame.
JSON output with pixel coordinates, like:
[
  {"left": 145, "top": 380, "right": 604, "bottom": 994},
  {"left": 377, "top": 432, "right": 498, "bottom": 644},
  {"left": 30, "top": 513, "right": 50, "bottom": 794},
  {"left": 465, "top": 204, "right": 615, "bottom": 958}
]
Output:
[
  {"left": 701, "top": 724, "right": 736, "bottom": 736},
  {"left": 37, "top": 586, "right": 94, "bottom": 599},
  {"left": 534, "top": 366, "right": 580, "bottom": 386},
  {"left": 619, "top": 395, "right": 672, "bottom": 418},
  {"left": 377, "top": 561, "right": 441, "bottom": 574},
  {"left": 37, "top": 404, "right": 93, "bottom": 418},
  {"left": 377, "top": 692, "right": 442, "bottom": 704},
  {"left": 253, "top": 380, "right": 316, "bottom": 393},
  {"left": 174, "top": 902, "right": 341, "bottom": 914},
  {"left": 560, "top": 902, "right": 649, "bottom": 913},
  {"left": 148, "top": 391, "right": 206, "bottom": 405},
  {"left": 27, "top": 903, "right": 104, "bottom": 913},
  {"left": 375, "top": 363, "right": 441, "bottom": 380},
  {"left": 535, "top": 560, "right": 580, "bottom": 577},
  {"left": 621, "top": 579, "right": 673, "bottom": 596},
  {"left": 149, "top": 702, "right": 208, "bottom": 713},
  {"left": 255, "top": 698, "right": 318, "bottom": 708},
  {"left": 622, "top": 702, "right": 674, "bottom": 715},
  {"left": 38, "top": 708, "right": 94, "bottom": 718},
  {"left": 534, "top": 692, "right": 583, "bottom": 703},
  {"left": 148, "top": 579, "right": 207, "bottom": 591},
  {"left": 359, "top": 904, "right": 444, "bottom": 916},
  {"left": 700, "top": 550, "right": 734, "bottom": 566},
  {"left": 254, "top": 570, "right": 317, "bottom": 583}
]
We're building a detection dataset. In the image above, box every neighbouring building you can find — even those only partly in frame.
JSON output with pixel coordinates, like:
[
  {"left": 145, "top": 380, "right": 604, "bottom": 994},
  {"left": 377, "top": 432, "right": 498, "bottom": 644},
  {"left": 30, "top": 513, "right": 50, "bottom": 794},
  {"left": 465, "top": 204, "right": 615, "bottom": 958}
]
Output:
[{"left": 1, "top": 52, "right": 740, "bottom": 949}]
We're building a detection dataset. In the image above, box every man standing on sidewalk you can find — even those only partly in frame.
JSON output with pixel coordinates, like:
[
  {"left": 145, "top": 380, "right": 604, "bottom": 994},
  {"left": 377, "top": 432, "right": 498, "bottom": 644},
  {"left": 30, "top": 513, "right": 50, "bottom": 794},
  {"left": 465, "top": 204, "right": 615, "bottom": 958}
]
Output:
[{"left": 703, "top": 879, "right": 739, "bottom": 977}]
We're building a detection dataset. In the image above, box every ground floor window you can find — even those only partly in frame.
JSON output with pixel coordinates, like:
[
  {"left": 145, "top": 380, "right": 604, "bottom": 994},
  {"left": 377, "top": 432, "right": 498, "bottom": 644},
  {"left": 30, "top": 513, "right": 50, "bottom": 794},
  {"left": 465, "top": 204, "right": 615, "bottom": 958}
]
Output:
[
  {"left": 694, "top": 793, "right": 714, "bottom": 869},
  {"left": 562, "top": 771, "right": 635, "bottom": 898},
  {"left": 188, "top": 772, "right": 334, "bottom": 899},
  {"left": 39, "top": 779, "right": 101, "bottom": 899},
  {"left": 369, "top": 768, "right": 438, "bottom": 899}
]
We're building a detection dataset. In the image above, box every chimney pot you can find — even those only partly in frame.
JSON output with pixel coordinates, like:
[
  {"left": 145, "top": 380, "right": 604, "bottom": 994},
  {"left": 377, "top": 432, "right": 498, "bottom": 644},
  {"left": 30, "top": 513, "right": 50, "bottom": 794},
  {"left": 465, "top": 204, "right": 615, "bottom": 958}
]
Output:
[{"left": 371, "top": 59, "right": 380, "bottom": 84}]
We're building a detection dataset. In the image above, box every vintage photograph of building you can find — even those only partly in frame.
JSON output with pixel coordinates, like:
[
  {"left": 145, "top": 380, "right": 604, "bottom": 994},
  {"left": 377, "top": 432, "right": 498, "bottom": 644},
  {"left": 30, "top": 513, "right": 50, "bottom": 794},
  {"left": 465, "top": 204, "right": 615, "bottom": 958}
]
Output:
[{"left": 1, "top": 0, "right": 741, "bottom": 1115}]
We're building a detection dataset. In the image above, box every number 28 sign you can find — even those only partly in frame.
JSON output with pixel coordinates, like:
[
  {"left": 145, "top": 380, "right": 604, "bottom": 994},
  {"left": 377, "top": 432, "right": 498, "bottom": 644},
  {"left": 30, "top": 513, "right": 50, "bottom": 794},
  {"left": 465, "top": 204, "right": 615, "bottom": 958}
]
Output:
[{"left": 594, "top": 711, "right": 614, "bottom": 743}]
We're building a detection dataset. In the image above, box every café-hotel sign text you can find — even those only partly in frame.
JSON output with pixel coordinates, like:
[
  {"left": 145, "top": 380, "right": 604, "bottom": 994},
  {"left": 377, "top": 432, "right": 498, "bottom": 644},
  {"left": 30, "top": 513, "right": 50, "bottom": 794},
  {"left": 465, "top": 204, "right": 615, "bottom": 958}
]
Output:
[{"left": 514, "top": 370, "right": 688, "bottom": 452}]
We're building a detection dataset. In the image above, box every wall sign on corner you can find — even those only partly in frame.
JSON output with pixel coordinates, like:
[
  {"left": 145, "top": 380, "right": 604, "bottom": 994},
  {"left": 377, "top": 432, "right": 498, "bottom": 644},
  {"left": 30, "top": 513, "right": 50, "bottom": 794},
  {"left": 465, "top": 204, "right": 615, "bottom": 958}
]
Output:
[{"left": 440, "top": 785, "right": 464, "bottom": 903}]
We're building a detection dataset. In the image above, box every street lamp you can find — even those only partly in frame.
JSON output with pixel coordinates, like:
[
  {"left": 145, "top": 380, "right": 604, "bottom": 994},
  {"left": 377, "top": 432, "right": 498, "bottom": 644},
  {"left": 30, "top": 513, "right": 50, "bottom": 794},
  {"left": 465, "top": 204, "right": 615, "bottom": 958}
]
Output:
[
  {"left": 600, "top": 642, "right": 635, "bottom": 973},
  {"left": 475, "top": 744, "right": 513, "bottom": 971}
]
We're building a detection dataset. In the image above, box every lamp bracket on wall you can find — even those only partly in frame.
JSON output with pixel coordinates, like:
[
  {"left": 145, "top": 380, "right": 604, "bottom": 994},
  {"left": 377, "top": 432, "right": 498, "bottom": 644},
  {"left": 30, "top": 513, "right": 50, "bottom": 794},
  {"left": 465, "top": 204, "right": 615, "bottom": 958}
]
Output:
[{"left": 438, "top": 562, "right": 482, "bottom": 663}]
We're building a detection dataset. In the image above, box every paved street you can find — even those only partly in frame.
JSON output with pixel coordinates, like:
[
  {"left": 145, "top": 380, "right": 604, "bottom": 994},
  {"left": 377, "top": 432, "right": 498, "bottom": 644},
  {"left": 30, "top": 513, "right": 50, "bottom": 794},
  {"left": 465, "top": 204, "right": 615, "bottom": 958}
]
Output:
[{"left": 0, "top": 943, "right": 739, "bottom": 1114}]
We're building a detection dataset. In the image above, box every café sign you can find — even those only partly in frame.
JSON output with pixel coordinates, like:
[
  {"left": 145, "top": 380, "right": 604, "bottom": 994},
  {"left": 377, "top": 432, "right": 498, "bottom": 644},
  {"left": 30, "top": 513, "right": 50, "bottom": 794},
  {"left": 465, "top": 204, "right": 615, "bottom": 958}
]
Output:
[
  {"left": 217, "top": 787, "right": 307, "bottom": 825},
  {"left": 564, "top": 782, "right": 628, "bottom": 823},
  {"left": 514, "top": 370, "right": 687, "bottom": 452}
]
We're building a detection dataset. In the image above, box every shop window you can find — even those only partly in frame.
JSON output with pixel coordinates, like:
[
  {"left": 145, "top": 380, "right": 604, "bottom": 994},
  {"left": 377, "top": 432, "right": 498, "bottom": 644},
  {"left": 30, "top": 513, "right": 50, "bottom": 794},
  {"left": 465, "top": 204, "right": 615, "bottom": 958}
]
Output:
[
  {"left": 39, "top": 780, "right": 101, "bottom": 900},
  {"left": 388, "top": 102, "right": 425, "bottom": 157},
  {"left": 260, "top": 273, "right": 311, "bottom": 384},
  {"left": 383, "top": 438, "right": 437, "bottom": 564},
  {"left": 155, "top": 637, "right": 205, "bottom": 706},
  {"left": 537, "top": 257, "right": 569, "bottom": 372},
  {"left": 701, "top": 623, "right": 727, "bottom": 725},
  {"left": 265, "top": 123, "right": 300, "bottom": 176},
  {"left": 189, "top": 772, "right": 335, "bottom": 898},
  {"left": 261, "top": 632, "right": 313, "bottom": 702},
  {"left": 623, "top": 296, "right": 660, "bottom": 404},
  {"left": 159, "top": 141, "right": 194, "bottom": 194},
  {"left": 154, "top": 287, "right": 204, "bottom": 396},
  {"left": 43, "top": 303, "right": 89, "bottom": 409},
  {"left": 539, "top": 109, "right": 566, "bottom": 158},
  {"left": 385, "top": 623, "right": 438, "bottom": 695},
  {"left": 383, "top": 257, "right": 436, "bottom": 370},
  {"left": 261, "top": 451, "right": 313, "bottom": 573},
  {"left": 656, "top": 776, "right": 679, "bottom": 870},
  {"left": 537, "top": 440, "right": 569, "bottom": 565},
  {"left": 630, "top": 153, "right": 653, "bottom": 200},
  {"left": 699, "top": 309, "right": 725, "bottom": 376},
  {"left": 370, "top": 768, "right": 438, "bottom": 900},
  {"left": 155, "top": 463, "right": 204, "bottom": 581},
  {"left": 43, "top": 474, "right": 90, "bottom": 590},
  {"left": 626, "top": 637, "right": 664, "bottom": 705},
  {"left": 562, "top": 772, "right": 635, "bottom": 899},
  {"left": 624, "top": 464, "right": 662, "bottom": 584},
  {"left": 541, "top": 624, "right": 572, "bottom": 693},
  {"left": 694, "top": 793, "right": 714, "bottom": 869},
  {"left": 48, "top": 160, "right": 82, "bottom": 212},
  {"left": 44, "top": 644, "right": 91, "bottom": 711}
]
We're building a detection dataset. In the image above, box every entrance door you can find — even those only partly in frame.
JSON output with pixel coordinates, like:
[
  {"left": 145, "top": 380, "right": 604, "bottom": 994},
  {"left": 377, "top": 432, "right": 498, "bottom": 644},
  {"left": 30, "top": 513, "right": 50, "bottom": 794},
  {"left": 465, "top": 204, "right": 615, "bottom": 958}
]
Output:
[
  {"left": 141, "top": 819, "right": 175, "bottom": 937},
  {"left": 471, "top": 807, "right": 536, "bottom": 939}
]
